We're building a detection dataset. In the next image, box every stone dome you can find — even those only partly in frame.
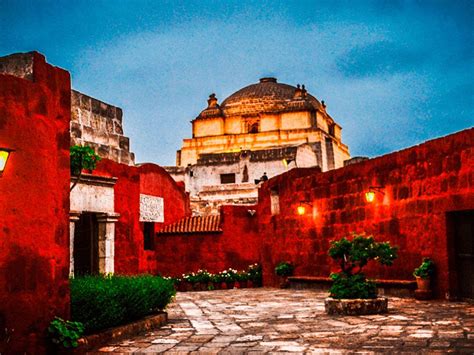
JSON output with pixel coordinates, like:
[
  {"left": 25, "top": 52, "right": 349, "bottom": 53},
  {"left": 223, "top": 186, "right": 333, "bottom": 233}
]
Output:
[
  {"left": 220, "top": 77, "right": 323, "bottom": 116},
  {"left": 197, "top": 77, "right": 324, "bottom": 119}
]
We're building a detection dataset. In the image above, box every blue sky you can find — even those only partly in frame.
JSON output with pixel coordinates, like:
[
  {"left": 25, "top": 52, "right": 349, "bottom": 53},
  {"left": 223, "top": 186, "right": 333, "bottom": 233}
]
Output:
[{"left": 1, "top": 0, "right": 473, "bottom": 165}]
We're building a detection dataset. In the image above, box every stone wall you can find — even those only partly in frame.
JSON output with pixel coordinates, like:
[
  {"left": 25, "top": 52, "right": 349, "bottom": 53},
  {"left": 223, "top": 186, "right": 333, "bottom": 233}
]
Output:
[
  {"left": 93, "top": 160, "right": 191, "bottom": 274},
  {"left": 0, "top": 52, "right": 71, "bottom": 353},
  {"left": 257, "top": 128, "right": 474, "bottom": 298},
  {"left": 167, "top": 144, "right": 320, "bottom": 215},
  {"left": 154, "top": 206, "right": 260, "bottom": 276},
  {"left": 71, "top": 90, "right": 135, "bottom": 165}
]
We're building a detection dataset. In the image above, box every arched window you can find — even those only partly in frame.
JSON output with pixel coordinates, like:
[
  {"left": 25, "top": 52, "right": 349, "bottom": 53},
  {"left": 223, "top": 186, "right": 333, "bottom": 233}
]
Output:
[{"left": 248, "top": 122, "right": 259, "bottom": 134}]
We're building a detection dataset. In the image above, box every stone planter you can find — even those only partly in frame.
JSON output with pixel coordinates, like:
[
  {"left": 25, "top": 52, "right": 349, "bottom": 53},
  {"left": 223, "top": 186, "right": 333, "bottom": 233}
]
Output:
[{"left": 325, "top": 297, "right": 388, "bottom": 315}]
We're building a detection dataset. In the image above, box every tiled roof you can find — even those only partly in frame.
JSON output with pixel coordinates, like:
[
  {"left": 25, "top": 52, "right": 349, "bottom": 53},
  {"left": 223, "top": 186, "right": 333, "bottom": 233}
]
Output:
[{"left": 157, "top": 215, "right": 222, "bottom": 234}]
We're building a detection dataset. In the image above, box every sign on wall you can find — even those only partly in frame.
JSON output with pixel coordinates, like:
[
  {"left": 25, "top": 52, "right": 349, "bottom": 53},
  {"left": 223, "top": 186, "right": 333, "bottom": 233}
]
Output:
[{"left": 139, "top": 194, "right": 164, "bottom": 222}]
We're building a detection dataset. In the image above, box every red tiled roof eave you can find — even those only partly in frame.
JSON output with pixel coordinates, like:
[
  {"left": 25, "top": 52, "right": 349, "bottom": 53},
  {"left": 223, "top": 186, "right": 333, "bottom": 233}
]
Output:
[{"left": 157, "top": 215, "right": 222, "bottom": 235}]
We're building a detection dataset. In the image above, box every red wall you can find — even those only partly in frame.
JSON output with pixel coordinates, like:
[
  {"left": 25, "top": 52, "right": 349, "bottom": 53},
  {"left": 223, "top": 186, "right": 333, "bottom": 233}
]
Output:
[
  {"left": 154, "top": 206, "right": 260, "bottom": 276},
  {"left": 257, "top": 128, "right": 474, "bottom": 298},
  {"left": 0, "top": 53, "right": 71, "bottom": 353},
  {"left": 94, "top": 160, "right": 190, "bottom": 275}
]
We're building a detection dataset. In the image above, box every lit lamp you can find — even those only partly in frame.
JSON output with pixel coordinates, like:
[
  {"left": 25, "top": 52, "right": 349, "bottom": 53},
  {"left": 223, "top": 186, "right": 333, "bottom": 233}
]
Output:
[
  {"left": 365, "top": 186, "right": 384, "bottom": 203},
  {"left": 297, "top": 201, "right": 312, "bottom": 215},
  {"left": 0, "top": 147, "right": 13, "bottom": 176}
]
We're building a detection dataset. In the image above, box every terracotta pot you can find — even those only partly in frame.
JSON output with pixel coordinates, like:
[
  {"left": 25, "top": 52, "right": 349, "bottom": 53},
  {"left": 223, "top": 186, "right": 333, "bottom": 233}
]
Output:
[
  {"left": 185, "top": 282, "right": 194, "bottom": 292},
  {"left": 239, "top": 280, "right": 248, "bottom": 288},
  {"left": 278, "top": 276, "right": 289, "bottom": 289},
  {"left": 416, "top": 276, "right": 431, "bottom": 291},
  {"left": 177, "top": 282, "right": 187, "bottom": 292},
  {"left": 220, "top": 282, "right": 227, "bottom": 289},
  {"left": 226, "top": 281, "right": 235, "bottom": 289},
  {"left": 247, "top": 280, "right": 254, "bottom": 288},
  {"left": 213, "top": 281, "right": 221, "bottom": 290}
]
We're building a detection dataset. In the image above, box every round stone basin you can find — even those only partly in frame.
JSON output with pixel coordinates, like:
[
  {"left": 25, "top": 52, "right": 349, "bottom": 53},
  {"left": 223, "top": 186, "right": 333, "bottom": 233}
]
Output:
[{"left": 325, "top": 297, "right": 388, "bottom": 315}]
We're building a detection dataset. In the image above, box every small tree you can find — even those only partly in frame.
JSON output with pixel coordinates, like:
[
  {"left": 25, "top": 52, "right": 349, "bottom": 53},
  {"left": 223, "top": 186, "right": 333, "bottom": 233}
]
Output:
[
  {"left": 70, "top": 145, "right": 101, "bottom": 191},
  {"left": 328, "top": 233, "right": 398, "bottom": 299}
]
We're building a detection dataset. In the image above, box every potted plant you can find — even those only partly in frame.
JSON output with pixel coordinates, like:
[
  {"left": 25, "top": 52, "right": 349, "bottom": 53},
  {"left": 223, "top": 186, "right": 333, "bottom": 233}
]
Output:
[
  {"left": 236, "top": 271, "right": 249, "bottom": 288},
  {"left": 223, "top": 268, "right": 238, "bottom": 289},
  {"left": 211, "top": 273, "right": 222, "bottom": 290},
  {"left": 247, "top": 263, "right": 262, "bottom": 287},
  {"left": 325, "top": 233, "right": 398, "bottom": 315},
  {"left": 413, "top": 258, "right": 435, "bottom": 292},
  {"left": 195, "top": 269, "right": 212, "bottom": 291},
  {"left": 275, "top": 261, "right": 294, "bottom": 288}
]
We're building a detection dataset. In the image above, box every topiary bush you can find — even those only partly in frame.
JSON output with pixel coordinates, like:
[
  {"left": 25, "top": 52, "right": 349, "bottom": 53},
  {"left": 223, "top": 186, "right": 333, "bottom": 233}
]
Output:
[
  {"left": 70, "top": 275, "right": 175, "bottom": 334},
  {"left": 328, "top": 234, "right": 398, "bottom": 299}
]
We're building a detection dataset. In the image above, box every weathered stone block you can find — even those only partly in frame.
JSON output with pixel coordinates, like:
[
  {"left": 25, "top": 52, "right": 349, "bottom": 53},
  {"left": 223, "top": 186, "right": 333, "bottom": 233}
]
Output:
[
  {"left": 114, "top": 121, "right": 124, "bottom": 135},
  {"left": 71, "top": 122, "right": 82, "bottom": 139},
  {"left": 119, "top": 136, "right": 130, "bottom": 151}
]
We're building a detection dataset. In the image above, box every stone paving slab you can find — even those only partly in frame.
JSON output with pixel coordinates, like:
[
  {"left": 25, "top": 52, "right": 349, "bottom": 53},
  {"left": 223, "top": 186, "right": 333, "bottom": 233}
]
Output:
[{"left": 90, "top": 288, "right": 474, "bottom": 354}]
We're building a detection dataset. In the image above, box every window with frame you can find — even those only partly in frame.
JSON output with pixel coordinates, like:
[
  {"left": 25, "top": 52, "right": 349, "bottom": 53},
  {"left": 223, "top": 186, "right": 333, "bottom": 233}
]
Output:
[
  {"left": 220, "top": 173, "right": 236, "bottom": 184},
  {"left": 143, "top": 222, "right": 155, "bottom": 250}
]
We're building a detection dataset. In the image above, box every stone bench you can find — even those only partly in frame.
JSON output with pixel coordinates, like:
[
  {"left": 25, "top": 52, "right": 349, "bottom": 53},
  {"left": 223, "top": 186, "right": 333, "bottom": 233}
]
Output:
[{"left": 288, "top": 276, "right": 416, "bottom": 298}]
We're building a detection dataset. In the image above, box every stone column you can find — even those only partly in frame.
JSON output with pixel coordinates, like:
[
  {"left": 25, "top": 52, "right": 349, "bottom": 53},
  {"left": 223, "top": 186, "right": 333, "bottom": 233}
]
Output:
[
  {"left": 97, "top": 212, "right": 120, "bottom": 274},
  {"left": 69, "top": 211, "right": 81, "bottom": 277}
]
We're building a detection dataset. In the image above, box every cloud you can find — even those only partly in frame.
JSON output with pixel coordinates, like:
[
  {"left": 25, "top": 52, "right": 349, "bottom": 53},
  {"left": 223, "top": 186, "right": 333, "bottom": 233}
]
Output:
[{"left": 336, "top": 41, "right": 426, "bottom": 78}]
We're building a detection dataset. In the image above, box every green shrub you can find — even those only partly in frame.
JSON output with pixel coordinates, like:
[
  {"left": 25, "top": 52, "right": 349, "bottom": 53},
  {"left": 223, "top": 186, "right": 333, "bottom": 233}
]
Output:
[
  {"left": 328, "top": 233, "right": 398, "bottom": 299},
  {"left": 48, "top": 317, "right": 84, "bottom": 349},
  {"left": 329, "top": 273, "right": 377, "bottom": 299},
  {"left": 70, "top": 275, "right": 175, "bottom": 334},
  {"left": 275, "top": 262, "right": 294, "bottom": 277},
  {"left": 413, "top": 258, "right": 435, "bottom": 279}
]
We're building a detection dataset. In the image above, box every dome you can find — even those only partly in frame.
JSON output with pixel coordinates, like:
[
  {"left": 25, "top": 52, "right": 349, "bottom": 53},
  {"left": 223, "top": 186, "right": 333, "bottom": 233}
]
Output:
[
  {"left": 220, "top": 77, "right": 323, "bottom": 116},
  {"left": 196, "top": 77, "right": 324, "bottom": 119}
]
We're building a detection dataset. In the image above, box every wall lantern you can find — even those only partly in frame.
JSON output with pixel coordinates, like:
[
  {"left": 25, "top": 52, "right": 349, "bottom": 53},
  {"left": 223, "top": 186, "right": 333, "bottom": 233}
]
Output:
[
  {"left": 365, "top": 186, "right": 384, "bottom": 203},
  {"left": 0, "top": 147, "right": 14, "bottom": 176},
  {"left": 297, "top": 201, "right": 312, "bottom": 215}
]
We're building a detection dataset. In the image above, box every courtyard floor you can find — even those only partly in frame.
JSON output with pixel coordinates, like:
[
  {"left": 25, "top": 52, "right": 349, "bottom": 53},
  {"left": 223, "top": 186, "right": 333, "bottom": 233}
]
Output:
[{"left": 94, "top": 288, "right": 474, "bottom": 354}]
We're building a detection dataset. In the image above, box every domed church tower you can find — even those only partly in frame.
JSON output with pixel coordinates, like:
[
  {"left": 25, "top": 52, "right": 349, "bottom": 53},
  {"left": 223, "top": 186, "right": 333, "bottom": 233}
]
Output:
[{"left": 167, "top": 77, "right": 350, "bottom": 215}]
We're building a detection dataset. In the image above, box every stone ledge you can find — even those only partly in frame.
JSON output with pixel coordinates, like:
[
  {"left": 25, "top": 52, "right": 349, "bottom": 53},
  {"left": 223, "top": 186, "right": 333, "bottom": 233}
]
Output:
[
  {"left": 75, "top": 312, "right": 167, "bottom": 352},
  {"left": 288, "top": 276, "right": 416, "bottom": 297},
  {"left": 325, "top": 297, "right": 388, "bottom": 315}
]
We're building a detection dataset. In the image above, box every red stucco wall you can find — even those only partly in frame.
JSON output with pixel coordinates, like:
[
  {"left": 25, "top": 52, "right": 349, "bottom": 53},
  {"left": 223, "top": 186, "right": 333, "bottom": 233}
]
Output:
[
  {"left": 0, "top": 53, "right": 71, "bottom": 353},
  {"left": 154, "top": 206, "right": 261, "bottom": 276},
  {"left": 93, "top": 160, "right": 190, "bottom": 275},
  {"left": 257, "top": 128, "right": 474, "bottom": 298}
]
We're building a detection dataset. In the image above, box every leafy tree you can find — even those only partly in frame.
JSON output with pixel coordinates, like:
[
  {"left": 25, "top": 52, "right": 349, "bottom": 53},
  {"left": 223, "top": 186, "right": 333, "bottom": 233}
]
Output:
[
  {"left": 70, "top": 145, "right": 101, "bottom": 191},
  {"left": 328, "top": 233, "right": 398, "bottom": 299}
]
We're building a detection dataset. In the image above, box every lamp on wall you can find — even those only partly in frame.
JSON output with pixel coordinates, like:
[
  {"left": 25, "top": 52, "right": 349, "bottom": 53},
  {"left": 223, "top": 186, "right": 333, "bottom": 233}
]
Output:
[
  {"left": 296, "top": 201, "right": 312, "bottom": 215},
  {"left": 0, "top": 147, "right": 14, "bottom": 176},
  {"left": 365, "top": 186, "right": 384, "bottom": 203}
]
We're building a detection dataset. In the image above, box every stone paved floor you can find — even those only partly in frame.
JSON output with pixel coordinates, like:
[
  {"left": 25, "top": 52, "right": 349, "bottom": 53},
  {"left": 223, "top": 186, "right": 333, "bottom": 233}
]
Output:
[{"left": 93, "top": 288, "right": 474, "bottom": 354}]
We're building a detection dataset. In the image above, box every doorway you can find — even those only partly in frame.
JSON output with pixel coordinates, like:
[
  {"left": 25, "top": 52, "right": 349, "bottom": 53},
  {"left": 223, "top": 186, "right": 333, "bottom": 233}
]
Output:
[
  {"left": 74, "top": 213, "right": 99, "bottom": 275},
  {"left": 449, "top": 210, "right": 474, "bottom": 300}
]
